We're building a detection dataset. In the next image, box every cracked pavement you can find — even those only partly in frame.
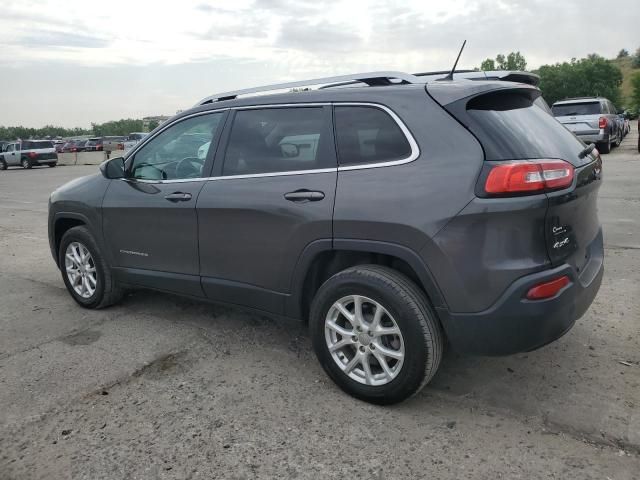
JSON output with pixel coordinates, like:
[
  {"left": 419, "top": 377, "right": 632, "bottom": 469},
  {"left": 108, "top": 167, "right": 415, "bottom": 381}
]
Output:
[{"left": 1, "top": 132, "right": 639, "bottom": 479}]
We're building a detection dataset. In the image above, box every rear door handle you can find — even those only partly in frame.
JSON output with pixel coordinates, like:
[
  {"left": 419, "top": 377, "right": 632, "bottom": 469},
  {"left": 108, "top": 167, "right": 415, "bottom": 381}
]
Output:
[
  {"left": 164, "top": 192, "right": 192, "bottom": 202},
  {"left": 284, "top": 190, "right": 325, "bottom": 202}
]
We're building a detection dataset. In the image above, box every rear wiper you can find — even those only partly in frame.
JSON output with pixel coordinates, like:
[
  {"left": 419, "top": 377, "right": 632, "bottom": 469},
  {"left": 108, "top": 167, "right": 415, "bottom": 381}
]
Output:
[{"left": 578, "top": 143, "right": 596, "bottom": 159}]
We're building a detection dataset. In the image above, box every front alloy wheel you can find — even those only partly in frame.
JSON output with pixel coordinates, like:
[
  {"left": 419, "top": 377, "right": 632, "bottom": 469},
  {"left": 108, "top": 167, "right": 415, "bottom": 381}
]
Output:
[{"left": 65, "top": 242, "right": 98, "bottom": 298}]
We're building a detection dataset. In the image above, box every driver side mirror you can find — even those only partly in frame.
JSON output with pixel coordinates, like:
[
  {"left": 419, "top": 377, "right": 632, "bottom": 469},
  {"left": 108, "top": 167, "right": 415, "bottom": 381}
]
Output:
[{"left": 100, "top": 156, "right": 125, "bottom": 179}]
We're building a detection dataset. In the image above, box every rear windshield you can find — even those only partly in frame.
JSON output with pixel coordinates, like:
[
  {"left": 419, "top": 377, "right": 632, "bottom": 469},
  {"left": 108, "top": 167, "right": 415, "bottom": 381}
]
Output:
[
  {"left": 451, "top": 90, "right": 585, "bottom": 161},
  {"left": 551, "top": 102, "right": 601, "bottom": 117},
  {"left": 21, "top": 140, "right": 53, "bottom": 149}
]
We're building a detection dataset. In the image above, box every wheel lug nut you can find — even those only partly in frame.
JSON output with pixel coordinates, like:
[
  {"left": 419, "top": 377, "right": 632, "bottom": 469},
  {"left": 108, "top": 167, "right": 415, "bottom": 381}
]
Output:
[
  {"left": 359, "top": 346, "right": 365, "bottom": 353},
  {"left": 352, "top": 336, "right": 357, "bottom": 342},
  {"left": 370, "top": 344, "right": 376, "bottom": 350}
]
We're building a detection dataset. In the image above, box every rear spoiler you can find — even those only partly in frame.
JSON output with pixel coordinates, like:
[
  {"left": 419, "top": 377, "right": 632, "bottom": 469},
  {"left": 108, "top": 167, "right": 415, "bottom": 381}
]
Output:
[{"left": 415, "top": 70, "right": 539, "bottom": 87}]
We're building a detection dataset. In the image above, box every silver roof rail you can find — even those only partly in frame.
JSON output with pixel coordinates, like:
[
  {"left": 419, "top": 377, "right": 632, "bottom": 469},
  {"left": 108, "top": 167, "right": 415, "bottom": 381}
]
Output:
[{"left": 195, "top": 71, "right": 423, "bottom": 106}]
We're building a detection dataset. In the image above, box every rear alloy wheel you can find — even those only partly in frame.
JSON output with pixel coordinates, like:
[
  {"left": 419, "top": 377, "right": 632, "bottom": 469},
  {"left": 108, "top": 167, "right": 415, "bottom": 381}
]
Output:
[
  {"left": 21, "top": 158, "right": 32, "bottom": 169},
  {"left": 48, "top": 163, "right": 57, "bottom": 168},
  {"left": 310, "top": 265, "right": 443, "bottom": 405}
]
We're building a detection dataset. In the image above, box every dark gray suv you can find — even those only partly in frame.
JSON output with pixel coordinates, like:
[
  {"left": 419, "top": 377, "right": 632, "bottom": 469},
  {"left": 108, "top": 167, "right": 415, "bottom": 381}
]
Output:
[{"left": 48, "top": 71, "right": 604, "bottom": 404}]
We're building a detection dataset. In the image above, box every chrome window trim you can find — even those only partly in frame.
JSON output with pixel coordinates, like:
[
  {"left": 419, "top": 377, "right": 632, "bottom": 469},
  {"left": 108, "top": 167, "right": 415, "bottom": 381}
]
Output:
[
  {"left": 125, "top": 102, "right": 419, "bottom": 184},
  {"left": 333, "top": 102, "right": 420, "bottom": 171}
]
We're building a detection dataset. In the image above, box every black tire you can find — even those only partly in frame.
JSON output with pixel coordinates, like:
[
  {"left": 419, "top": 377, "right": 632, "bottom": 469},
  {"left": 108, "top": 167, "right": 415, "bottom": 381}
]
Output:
[
  {"left": 58, "top": 226, "right": 122, "bottom": 309},
  {"left": 21, "top": 158, "right": 32, "bottom": 169},
  {"left": 48, "top": 162, "right": 57, "bottom": 168},
  {"left": 597, "top": 140, "right": 610, "bottom": 154},
  {"left": 0, "top": 159, "right": 6, "bottom": 171},
  {"left": 310, "top": 265, "right": 443, "bottom": 405}
]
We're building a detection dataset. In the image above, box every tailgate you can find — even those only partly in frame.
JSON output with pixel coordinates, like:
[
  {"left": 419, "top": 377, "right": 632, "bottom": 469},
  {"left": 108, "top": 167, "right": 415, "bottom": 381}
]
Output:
[
  {"left": 545, "top": 157, "right": 603, "bottom": 283},
  {"left": 556, "top": 114, "right": 600, "bottom": 135}
]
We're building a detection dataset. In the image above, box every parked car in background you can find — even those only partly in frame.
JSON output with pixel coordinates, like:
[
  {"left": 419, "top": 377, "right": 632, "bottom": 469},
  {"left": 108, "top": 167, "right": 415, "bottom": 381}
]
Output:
[
  {"left": 54, "top": 141, "right": 65, "bottom": 153},
  {"left": 62, "top": 140, "right": 79, "bottom": 153},
  {"left": 85, "top": 138, "right": 104, "bottom": 152},
  {"left": 48, "top": 71, "right": 603, "bottom": 404},
  {"left": 0, "top": 140, "right": 57, "bottom": 169},
  {"left": 122, "top": 132, "right": 148, "bottom": 151},
  {"left": 75, "top": 140, "right": 88, "bottom": 152},
  {"left": 618, "top": 114, "right": 630, "bottom": 137},
  {"left": 102, "top": 136, "right": 127, "bottom": 156},
  {"left": 551, "top": 97, "right": 621, "bottom": 153}
]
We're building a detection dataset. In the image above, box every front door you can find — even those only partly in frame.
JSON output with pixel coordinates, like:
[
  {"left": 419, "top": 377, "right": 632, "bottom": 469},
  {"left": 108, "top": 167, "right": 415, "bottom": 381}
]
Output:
[
  {"left": 197, "top": 106, "right": 337, "bottom": 313},
  {"left": 5, "top": 143, "right": 20, "bottom": 166},
  {"left": 102, "top": 111, "right": 227, "bottom": 296}
]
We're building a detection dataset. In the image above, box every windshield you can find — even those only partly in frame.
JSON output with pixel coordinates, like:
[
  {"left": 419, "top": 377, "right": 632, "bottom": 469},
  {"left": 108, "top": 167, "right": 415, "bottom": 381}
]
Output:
[{"left": 552, "top": 102, "right": 601, "bottom": 117}]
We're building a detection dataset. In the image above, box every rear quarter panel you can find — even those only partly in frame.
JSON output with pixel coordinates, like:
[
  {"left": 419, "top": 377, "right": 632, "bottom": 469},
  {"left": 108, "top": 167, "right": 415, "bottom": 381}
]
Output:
[{"left": 333, "top": 89, "right": 485, "bottom": 306}]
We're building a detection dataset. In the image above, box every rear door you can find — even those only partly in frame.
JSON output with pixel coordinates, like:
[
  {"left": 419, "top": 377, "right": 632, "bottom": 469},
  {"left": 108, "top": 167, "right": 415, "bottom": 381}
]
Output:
[
  {"left": 552, "top": 101, "right": 603, "bottom": 135},
  {"left": 196, "top": 105, "right": 336, "bottom": 313}
]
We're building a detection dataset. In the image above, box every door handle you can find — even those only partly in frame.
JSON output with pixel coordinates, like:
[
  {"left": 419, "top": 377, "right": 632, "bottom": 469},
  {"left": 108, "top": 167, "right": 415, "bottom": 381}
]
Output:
[
  {"left": 284, "top": 190, "right": 325, "bottom": 202},
  {"left": 164, "top": 192, "right": 192, "bottom": 202}
]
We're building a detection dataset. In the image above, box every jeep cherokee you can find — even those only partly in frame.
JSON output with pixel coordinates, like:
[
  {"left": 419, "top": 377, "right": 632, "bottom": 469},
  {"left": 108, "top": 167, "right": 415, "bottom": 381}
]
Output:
[{"left": 48, "top": 71, "right": 603, "bottom": 404}]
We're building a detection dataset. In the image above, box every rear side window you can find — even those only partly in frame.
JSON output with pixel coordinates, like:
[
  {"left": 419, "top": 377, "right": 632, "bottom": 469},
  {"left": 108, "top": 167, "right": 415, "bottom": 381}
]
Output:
[
  {"left": 222, "top": 107, "right": 329, "bottom": 176},
  {"left": 552, "top": 102, "right": 601, "bottom": 117},
  {"left": 456, "top": 90, "right": 585, "bottom": 161},
  {"left": 334, "top": 106, "right": 411, "bottom": 166}
]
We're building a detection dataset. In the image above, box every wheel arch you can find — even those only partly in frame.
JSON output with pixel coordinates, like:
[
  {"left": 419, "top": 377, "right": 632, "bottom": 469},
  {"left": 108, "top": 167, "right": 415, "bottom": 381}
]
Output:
[
  {"left": 52, "top": 213, "right": 89, "bottom": 267},
  {"left": 286, "top": 239, "right": 447, "bottom": 321}
]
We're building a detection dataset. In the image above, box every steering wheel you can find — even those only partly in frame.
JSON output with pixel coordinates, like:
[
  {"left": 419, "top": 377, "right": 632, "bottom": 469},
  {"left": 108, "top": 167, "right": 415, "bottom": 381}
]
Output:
[{"left": 176, "top": 157, "right": 204, "bottom": 179}]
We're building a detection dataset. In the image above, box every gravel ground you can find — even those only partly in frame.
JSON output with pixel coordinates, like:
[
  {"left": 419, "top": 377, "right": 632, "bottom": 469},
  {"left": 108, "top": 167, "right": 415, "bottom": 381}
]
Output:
[{"left": 1, "top": 132, "right": 639, "bottom": 479}]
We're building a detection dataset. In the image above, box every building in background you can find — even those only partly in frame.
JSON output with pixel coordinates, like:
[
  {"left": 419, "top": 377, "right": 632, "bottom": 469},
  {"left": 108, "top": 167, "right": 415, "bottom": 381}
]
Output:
[{"left": 142, "top": 115, "right": 171, "bottom": 131}]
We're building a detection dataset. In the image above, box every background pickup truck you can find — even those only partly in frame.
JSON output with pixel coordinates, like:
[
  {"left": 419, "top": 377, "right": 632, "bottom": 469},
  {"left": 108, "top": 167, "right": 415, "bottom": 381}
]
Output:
[
  {"left": 102, "top": 133, "right": 148, "bottom": 157},
  {"left": 0, "top": 140, "right": 58, "bottom": 170}
]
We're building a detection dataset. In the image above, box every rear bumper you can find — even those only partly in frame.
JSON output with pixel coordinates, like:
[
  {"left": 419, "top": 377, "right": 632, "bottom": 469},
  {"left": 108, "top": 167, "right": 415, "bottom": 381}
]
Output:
[
  {"left": 438, "top": 246, "right": 603, "bottom": 356},
  {"left": 576, "top": 132, "right": 608, "bottom": 144}
]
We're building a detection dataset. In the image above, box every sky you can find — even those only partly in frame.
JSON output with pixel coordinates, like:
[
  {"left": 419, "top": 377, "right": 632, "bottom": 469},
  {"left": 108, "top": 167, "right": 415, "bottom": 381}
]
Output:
[{"left": 0, "top": 0, "right": 638, "bottom": 128}]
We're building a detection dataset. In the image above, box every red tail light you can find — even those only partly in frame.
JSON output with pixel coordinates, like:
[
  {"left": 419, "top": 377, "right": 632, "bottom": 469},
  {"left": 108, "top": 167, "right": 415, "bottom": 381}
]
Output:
[
  {"left": 598, "top": 117, "right": 607, "bottom": 129},
  {"left": 526, "top": 275, "right": 570, "bottom": 300},
  {"left": 484, "top": 160, "right": 574, "bottom": 195},
  {"left": 28, "top": 152, "right": 38, "bottom": 159}
]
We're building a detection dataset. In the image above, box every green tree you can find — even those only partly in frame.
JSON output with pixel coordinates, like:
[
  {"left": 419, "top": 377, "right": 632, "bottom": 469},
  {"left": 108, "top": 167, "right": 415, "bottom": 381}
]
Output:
[
  {"left": 630, "top": 71, "right": 640, "bottom": 110},
  {"left": 91, "top": 118, "right": 144, "bottom": 136},
  {"left": 537, "top": 54, "right": 623, "bottom": 106},
  {"left": 147, "top": 120, "right": 160, "bottom": 131},
  {"left": 617, "top": 48, "right": 630, "bottom": 58},
  {"left": 480, "top": 52, "right": 527, "bottom": 71},
  {"left": 634, "top": 47, "right": 640, "bottom": 68},
  {"left": 480, "top": 58, "right": 496, "bottom": 71}
]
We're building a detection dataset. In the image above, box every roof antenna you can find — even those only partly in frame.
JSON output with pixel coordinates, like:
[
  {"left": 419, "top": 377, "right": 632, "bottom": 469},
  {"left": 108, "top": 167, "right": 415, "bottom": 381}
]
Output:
[{"left": 438, "top": 40, "right": 467, "bottom": 81}]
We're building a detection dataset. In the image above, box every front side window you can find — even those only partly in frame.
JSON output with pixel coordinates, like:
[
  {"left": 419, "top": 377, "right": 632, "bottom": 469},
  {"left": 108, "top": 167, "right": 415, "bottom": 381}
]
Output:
[
  {"left": 334, "top": 106, "right": 412, "bottom": 166},
  {"left": 6, "top": 144, "right": 14, "bottom": 152},
  {"left": 222, "top": 107, "right": 328, "bottom": 176},
  {"left": 130, "top": 113, "right": 224, "bottom": 180}
]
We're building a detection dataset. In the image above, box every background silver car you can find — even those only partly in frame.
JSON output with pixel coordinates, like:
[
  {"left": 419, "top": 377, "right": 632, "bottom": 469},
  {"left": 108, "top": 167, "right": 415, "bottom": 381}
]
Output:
[{"left": 551, "top": 97, "right": 621, "bottom": 154}]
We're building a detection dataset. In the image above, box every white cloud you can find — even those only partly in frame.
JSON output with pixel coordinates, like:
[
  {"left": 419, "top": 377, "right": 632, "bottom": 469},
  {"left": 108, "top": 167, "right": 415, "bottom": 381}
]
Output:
[{"left": 0, "top": 0, "right": 637, "bottom": 126}]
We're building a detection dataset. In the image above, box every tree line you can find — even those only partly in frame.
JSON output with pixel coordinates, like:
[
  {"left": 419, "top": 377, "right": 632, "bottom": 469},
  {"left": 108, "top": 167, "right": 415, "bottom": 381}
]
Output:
[
  {"left": 481, "top": 48, "right": 640, "bottom": 112},
  {"left": 0, "top": 118, "right": 145, "bottom": 142}
]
